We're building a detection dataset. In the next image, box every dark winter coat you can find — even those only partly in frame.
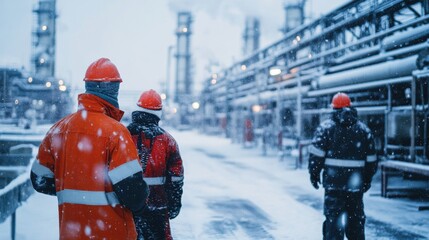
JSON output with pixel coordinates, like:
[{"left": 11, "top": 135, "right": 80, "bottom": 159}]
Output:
[
  {"left": 30, "top": 94, "right": 148, "bottom": 240},
  {"left": 127, "top": 111, "right": 184, "bottom": 240},
  {"left": 308, "top": 107, "right": 378, "bottom": 192}
]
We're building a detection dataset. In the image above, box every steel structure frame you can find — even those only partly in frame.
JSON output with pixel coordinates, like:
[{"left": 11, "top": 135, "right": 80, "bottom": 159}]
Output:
[{"left": 201, "top": 0, "right": 429, "bottom": 164}]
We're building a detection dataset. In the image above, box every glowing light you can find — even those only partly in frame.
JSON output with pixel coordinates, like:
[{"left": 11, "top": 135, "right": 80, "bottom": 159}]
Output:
[
  {"left": 58, "top": 79, "right": 64, "bottom": 85},
  {"left": 241, "top": 64, "right": 247, "bottom": 71},
  {"left": 45, "top": 81, "right": 52, "bottom": 88},
  {"left": 252, "top": 104, "right": 262, "bottom": 113},
  {"left": 182, "top": 27, "right": 188, "bottom": 33},
  {"left": 192, "top": 102, "right": 200, "bottom": 110},
  {"left": 28, "top": 77, "right": 33, "bottom": 83},
  {"left": 40, "top": 58, "right": 45, "bottom": 64},
  {"left": 290, "top": 67, "right": 300, "bottom": 74},
  {"left": 41, "top": 25, "right": 48, "bottom": 31},
  {"left": 212, "top": 73, "right": 218, "bottom": 79},
  {"left": 160, "top": 93, "right": 167, "bottom": 100},
  {"left": 59, "top": 85, "right": 67, "bottom": 91},
  {"left": 269, "top": 68, "right": 282, "bottom": 76},
  {"left": 211, "top": 79, "right": 217, "bottom": 85},
  {"left": 296, "top": 35, "right": 301, "bottom": 42},
  {"left": 14, "top": 99, "right": 19, "bottom": 105},
  {"left": 172, "top": 108, "right": 177, "bottom": 114},
  {"left": 308, "top": 53, "right": 313, "bottom": 59}
]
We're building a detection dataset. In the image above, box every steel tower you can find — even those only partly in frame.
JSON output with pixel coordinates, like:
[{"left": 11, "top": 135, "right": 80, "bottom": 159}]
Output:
[
  {"left": 32, "top": 0, "right": 56, "bottom": 79},
  {"left": 174, "top": 12, "right": 193, "bottom": 103},
  {"left": 242, "top": 17, "right": 260, "bottom": 56}
]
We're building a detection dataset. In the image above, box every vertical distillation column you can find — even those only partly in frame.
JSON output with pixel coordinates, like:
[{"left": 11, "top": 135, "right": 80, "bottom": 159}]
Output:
[
  {"left": 174, "top": 12, "right": 193, "bottom": 124},
  {"left": 32, "top": 0, "right": 56, "bottom": 79},
  {"left": 282, "top": 1, "right": 304, "bottom": 35},
  {"left": 242, "top": 17, "right": 260, "bottom": 56}
]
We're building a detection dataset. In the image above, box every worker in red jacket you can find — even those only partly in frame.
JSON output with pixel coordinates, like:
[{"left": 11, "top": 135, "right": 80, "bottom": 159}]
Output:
[
  {"left": 30, "top": 58, "right": 148, "bottom": 239},
  {"left": 127, "top": 89, "right": 184, "bottom": 240}
]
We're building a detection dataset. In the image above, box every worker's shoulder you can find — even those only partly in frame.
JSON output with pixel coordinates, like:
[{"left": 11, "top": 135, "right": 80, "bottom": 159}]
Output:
[
  {"left": 158, "top": 127, "right": 177, "bottom": 142},
  {"left": 319, "top": 118, "right": 336, "bottom": 130},
  {"left": 356, "top": 120, "right": 372, "bottom": 133},
  {"left": 45, "top": 113, "right": 75, "bottom": 135},
  {"left": 85, "top": 113, "right": 130, "bottom": 136}
]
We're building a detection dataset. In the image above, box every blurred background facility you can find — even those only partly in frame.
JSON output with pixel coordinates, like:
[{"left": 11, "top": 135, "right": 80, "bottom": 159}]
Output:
[
  {"left": 199, "top": 0, "right": 429, "bottom": 168},
  {"left": 1, "top": 1, "right": 429, "bottom": 225},
  {"left": 1, "top": 0, "right": 429, "bottom": 166}
]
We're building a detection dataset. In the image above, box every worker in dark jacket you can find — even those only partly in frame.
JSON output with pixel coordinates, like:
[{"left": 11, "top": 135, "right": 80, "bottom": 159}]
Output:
[
  {"left": 127, "top": 89, "right": 184, "bottom": 240},
  {"left": 308, "top": 92, "right": 378, "bottom": 240}
]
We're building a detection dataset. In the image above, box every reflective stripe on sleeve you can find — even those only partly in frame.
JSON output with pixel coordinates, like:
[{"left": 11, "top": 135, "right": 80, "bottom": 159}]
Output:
[
  {"left": 366, "top": 155, "right": 377, "bottom": 162},
  {"left": 31, "top": 159, "right": 54, "bottom": 178},
  {"left": 325, "top": 158, "right": 365, "bottom": 167},
  {"left": 57, "top": 189, "right": 120, "bottom": 206},
  {"left": 172, "top": 176, "right": 184, "bottom": 182},
  {"left": 108, "top": 159, "right": 141, "bottom": 184},
  {"left": 308, "top": 145, "right": 325, "bottom": 157},
  {"left": 144, "top": 177, "right": 165, "bottom": 185},
  {"left": 143, "top": 176, "right": 184, "bottom": 185}
]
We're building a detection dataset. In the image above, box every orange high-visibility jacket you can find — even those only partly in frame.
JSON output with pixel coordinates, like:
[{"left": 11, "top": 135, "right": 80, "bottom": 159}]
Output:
[{"left": 31, "top": 94, "right": 147, "bottom": 240}]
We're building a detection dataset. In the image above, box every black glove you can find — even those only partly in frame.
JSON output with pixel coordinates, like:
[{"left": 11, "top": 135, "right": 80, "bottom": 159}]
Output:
[
  {"left": 363, "top": 183, "right": 371, "bottom": 193},
  {"left": 310, "top": 174, "right": 321, "bottom": 190},
  {"left": 133, "top": 215, "right": 147, "bottom": 240},
  {"left": 168, "top": 204, "right": 181, "bottom": 219}
]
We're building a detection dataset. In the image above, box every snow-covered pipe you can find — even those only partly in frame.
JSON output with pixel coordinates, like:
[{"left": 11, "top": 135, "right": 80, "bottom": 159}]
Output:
[
  {"left": 382, "top": 24, "right": 429, "bottom": 51},
  {"left": 316, "top": 55, "right": 417, "bottom": 89},
  {"left": 328, "top": 42, "right": 427, "bottom": 74},
  {"left": 335, "top": 46, "right": 380, "bottom": 64}
]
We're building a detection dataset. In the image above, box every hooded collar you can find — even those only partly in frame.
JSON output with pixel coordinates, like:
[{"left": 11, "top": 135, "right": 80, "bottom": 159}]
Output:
[
  {"left": 77, "top": 93, "right": 124, "bottom": 121},
  {"left": 131, "top": 111, "right": 160, "bottom": 125},
  {"left": 128, "top": 111, "right": 163, "bottom": 139},
  {"left": 332, "top": 107, "right": 358, "bottom": 127}
]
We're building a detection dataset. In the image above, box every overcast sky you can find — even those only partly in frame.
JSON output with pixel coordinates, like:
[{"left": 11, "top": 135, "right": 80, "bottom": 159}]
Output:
[{"left": 0, "top": 0, "right": 346, "bottom": 94}]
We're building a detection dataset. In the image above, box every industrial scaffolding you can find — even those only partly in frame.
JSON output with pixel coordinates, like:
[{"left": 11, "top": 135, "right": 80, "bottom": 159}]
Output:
[{"left": 201, "top": 0, "right": 429, "bottom": 165}]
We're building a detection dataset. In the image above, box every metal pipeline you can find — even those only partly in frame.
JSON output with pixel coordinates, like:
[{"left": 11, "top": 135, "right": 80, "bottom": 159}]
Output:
[{"left": 316, "top": 55, "right": 418, "bottom": 89}]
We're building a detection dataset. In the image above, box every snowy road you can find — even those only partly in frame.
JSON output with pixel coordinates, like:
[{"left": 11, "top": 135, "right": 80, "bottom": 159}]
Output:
[
  {"left": 171, "top": 130, "right": 428, "bottom": 240},
  {"left": 1, "top": 129, "right": 428, "bottom": 239}
]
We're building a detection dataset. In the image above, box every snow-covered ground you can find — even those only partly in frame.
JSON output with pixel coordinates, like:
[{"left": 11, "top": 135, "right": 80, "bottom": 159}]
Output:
[{"left": 1, "top": 128, "right": 429, "bottom": 239}]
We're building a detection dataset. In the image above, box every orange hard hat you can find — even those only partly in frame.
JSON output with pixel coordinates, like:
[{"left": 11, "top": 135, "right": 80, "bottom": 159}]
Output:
[
  {"left": 83, "top": 58, "right": 122, "bottom": 82},
  {"left": 331, "top": 92, "right": 351, "bottom": 109},
  {"left": 137, "top": 89, "right": 162, "bottom": 110}
]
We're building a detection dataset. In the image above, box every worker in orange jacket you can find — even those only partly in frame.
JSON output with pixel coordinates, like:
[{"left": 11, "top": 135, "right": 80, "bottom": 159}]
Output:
[
  {"left": 30, "top": 58, "right": 149, "bottom": 239},
  {"left": 127, "top": 89, "right": 184, "bottom": 240}
]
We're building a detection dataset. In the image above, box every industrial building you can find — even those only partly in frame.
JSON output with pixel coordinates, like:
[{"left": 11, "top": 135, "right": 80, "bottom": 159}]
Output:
[
  {"left": 0, "top": 0, "right": 72, "bottom": 125},
  {"left": 200, "top": 0, "right": 429, "bottom": 169}
]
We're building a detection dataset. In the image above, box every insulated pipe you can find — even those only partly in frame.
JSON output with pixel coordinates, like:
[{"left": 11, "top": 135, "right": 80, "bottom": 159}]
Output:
[
  {"left": 382, "top": 24, "right": 429, "bottom": 51},
  {"left": 411, "top": 74, "right": 416, "bottom": 162},
  {"left": 335, "top": 46, "right": 380, "bottom": 64},
  {"left": 328, "top": 42, "right": 427, "bottom": 74},
  {"left": 316, "top": 55, "right": 418, "bottom": 89}
]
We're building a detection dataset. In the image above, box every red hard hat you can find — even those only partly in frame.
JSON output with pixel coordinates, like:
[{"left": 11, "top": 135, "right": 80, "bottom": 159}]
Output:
[
  {"left": 331, "top": 92, "right": 351, "bottom": 109},
  {"left": 83, "top": 58, "right": 122, "bottom": 82},
  {"left": 137, "top": 89, "right": 162, "bottom": 110}
]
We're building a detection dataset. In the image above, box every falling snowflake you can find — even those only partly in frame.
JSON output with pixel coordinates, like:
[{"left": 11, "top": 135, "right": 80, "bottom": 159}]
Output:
[
  {"left": 84, "top": 225, "right": 92, "bottom": 236},
  {"left": 81, "top": 110, "right": 88, "bottom": 120},
  {"left": 96, "top": 220, "right": 106, "bottom": 231},
  {"left": 77, "top": 137, "right": 93, "bottom": 152}
]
